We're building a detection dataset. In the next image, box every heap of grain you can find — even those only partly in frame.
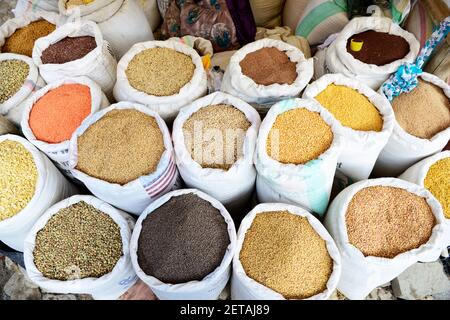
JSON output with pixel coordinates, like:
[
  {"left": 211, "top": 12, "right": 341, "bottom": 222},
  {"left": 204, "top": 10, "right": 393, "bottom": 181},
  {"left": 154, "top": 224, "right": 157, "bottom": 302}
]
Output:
[
  {"left": 239, "top": 47, "right": 298, "bottom": 86},
  {"left": 239, "top": 210, "right": 334, "bottom": 299},
  {"left": 2, "top": 20, "right": 55, "bottom": 57},
  {"left": 0, "top": 59, "right": 30, "bottom": 104},
  {"left": 345, "top": 186, "right": 436, "bottom": 258},
  {"left": 315, "top": 84, "right": 383, "bottom": 132},
  {"left": 76, "top": 109, "right": 165, "bottom": 185},
  {"left": 125, "top": 47, "right": 195, "bottom": 97},
  {"left": 33, "top": 201, "right": 122, "bottom": 280},
  {"left": 0, "top": 140, "right": 38, "bottom": 222},
  {"left": 28, "top": 84, "right": 92, "bottom": 144},
  {"left": 424, "top": 157, "right": 450, "bottom": 219},
  {"left": 136, "top": 193, "right": 230, "bottom": 283},
  {"left": 347, "top": 30, "right": 410, "bottom": 66},
  {"left": 266, "top": 108, "right": 333, "bottom": 165},
  {"left": 391, "top": 79, "right": 450, "bottom": 140},
  {"left": 183, "top": 104, "right": 251, "bottom": 170},
  {"left": 40, "top": 36, "right": 97, "bottom": 64}
]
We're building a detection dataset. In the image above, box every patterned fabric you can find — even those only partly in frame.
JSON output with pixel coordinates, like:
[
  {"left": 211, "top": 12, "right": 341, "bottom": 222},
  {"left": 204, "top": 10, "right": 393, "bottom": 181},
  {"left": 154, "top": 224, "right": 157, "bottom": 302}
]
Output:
[
  {"left": 381, "top": 16, "right": 450, "bottom": 101},
  {"left": 161, "top": 0, "right": 239, "bottom": 52}
]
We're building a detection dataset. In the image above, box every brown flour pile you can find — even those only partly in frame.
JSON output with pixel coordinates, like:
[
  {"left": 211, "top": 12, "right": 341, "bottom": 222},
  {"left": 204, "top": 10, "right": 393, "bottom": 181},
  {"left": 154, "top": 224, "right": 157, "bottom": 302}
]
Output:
[
  {"left": 392, "top": 79, "right": 450, "bottom": 139},
  {"left": 239, "top": 47, "right": 297, "bottom": 86}
]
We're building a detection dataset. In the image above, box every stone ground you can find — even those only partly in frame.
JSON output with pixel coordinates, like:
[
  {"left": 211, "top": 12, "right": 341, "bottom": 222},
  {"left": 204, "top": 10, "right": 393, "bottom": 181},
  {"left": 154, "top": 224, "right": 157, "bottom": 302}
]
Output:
[{"left": 0, "top": 0, "right": 449, "bottom": 301}]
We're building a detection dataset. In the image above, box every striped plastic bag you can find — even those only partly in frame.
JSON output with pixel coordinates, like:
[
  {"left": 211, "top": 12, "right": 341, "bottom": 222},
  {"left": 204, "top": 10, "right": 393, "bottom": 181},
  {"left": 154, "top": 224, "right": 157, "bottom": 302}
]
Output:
[{"left": 68, "top": 102, "right": 180, "bottom": 215}]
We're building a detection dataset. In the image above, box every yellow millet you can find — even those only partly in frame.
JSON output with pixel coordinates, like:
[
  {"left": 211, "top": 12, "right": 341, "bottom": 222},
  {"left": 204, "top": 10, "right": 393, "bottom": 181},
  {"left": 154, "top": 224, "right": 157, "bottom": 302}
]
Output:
[
  {"left": 267, "top": 108, "right": 333, "bottom": 164},
  {"left": 315, "top": 84, "right": 383, "bottom": 132},
  {"left": 424, "top": 157, "right": 450, "bottom": 219},
  {"left": 0, "top": 140, "right": 38, "bottom": 221}
]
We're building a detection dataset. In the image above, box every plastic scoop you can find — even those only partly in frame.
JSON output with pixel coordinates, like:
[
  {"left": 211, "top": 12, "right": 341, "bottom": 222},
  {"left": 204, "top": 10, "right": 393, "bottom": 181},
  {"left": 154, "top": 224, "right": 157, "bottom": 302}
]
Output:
[{"left": 350, "top": 39, "right": 364, "bottom": 52}]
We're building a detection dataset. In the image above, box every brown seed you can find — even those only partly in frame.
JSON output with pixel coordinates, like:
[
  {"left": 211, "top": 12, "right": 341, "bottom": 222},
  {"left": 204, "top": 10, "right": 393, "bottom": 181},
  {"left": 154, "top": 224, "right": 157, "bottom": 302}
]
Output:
[
  {"left": 346, "top": 186, "right": 436, "bottom": 259},
  {"left": 240, "top": 211, "right": 333, "bottom": 299},
  {"left": 183, "top": 104, "right": 251, "bottom": 170},
  {"left": 76, "top": 109, "right": 165, "bottom": 185}
]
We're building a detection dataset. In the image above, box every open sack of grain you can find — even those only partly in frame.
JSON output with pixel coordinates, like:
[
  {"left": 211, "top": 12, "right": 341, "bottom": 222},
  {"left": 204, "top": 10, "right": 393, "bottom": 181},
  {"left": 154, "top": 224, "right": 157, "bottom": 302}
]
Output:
[
  {"left": 32, "top": 21, "right": 117, "bottom": 97},
  {"left": 21, "top": 76, "right": 109, "bottom": 175},
  {"left": 255, "top": 98, "right": 342, "bottom": 216},
  {"left": 114, "top": 40, "right": 207, "bottom": 122},
  {"left": 0, "top": 53, "right": 46, "bottom": 125},
  {"left": 221, "top": 38, "right": 313, "bottom": 106},
  {"left": 314, "top": 16, "right": 420, "bottom": 89},
  {"left": 324, "top": 178, "right": 449, "bottom": 300},
  {"left": 68, "top": 102, "right": 180, "bottom": 215},
  {"left": 59, "top": 0, "right": 154, "bottom": 58},
  {"left": 303, "top": 73, "right": 395, "bottom": 181},
  {"left": 232, "top": 203, "right": 341, "bottom": 300},
  {"left": 172, "top": 92, "right": 261, "bottom": 211},
  {"left": 399, "top": 151, "right": 450, "bottom": 243},
  {"left": 130, "top": 189, "right": 237, "bottom": 300},
  {"left": 0, "top": 135, "right": 76, "bottom": 252},
  {"left": 0, "top": 11, "right": 61, "bottom": 58},
  {"left": 374, "top": 72, "right": 450, "bottom": 176},
  {"left": 24, "top": 195, "right": 137, "bottom": 300}
]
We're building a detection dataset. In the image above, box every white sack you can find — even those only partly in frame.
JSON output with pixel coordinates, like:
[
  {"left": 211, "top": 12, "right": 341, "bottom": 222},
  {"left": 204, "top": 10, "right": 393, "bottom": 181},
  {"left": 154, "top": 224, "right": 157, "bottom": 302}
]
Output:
[
  {"left": 68, "top": 101, "right": 180, "bottom": 215},
  {"left": 21, "top": 76, "right": 109, "bottom": 175},
  {"left": 60, "top": 0, "right": 154, "bottom": 58},
  {"left": 374, "top": 73, "right": 450, "bottom": 177},
  {"left": 172, "top": 92, "right": 261, "bottom": 210},
  {"left": 316, "top": 17, "right": 420, "bottom": 89},
  {"left": 0, "top": 135, "right": 76, "bottom": 252},
  {"left": 33, "top": 21, "right": 117, "bottom": 97},
  {"left": 130, "top": 189, "right": 237, "bottom": 300},
  {"left": 232, "top": 202, "right": 341, "bottom": 300},
  {"left": 303, "top": 73, "right": 395, "bottom": 181},
  {"left": 24, "top": 195, "right": 138, "bottom": 300},
  {"left": 221, "top": 38, "right": 313, "bottom": 105},
  {"left": 14, "top": 0, "right": 60, "bottom": 16},
  {"left": 324, "top": 178, "right": 449, "bottom": 300},
  {"left": 255, "top": 98, "right": 342, "bottom": 216},
  {"left": 0, "top": 53, "right": 45, "bottom": 125},
  {"left": 113, "top": 40, "right": 208, "bottom": 122}
]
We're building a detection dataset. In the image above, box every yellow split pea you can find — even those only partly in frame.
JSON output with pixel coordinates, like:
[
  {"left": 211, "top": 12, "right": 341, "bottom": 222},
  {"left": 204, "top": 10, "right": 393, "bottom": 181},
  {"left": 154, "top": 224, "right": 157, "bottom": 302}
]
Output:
[
  {"left": 315, "top": 84, "right": 383, "bottom": 132},
  {"left": 424, "top": 157, "right": 450, "bottom": 219},
  {"left": 0, "top": 140, "right": 38, "bottom": 221}
]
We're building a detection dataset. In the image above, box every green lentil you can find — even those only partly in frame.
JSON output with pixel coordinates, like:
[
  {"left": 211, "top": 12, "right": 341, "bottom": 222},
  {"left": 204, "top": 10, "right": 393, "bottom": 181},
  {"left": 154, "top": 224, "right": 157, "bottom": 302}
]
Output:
[
  {"left": 0, "top": 140, "right": 38, "bottom": 222},
  {"left": 33, "top": 201, "right": 123, "bottom": 280},
  {"left": 0, "top": 60, "right": 29, "bottom": 103}
]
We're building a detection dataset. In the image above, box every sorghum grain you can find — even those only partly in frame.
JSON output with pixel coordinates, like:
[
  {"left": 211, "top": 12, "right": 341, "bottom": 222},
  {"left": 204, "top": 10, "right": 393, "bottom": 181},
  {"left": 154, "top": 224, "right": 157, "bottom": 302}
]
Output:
[
  {"left": 183, "top": 104, "right": 251, "bottom": 170},
  {"left": 126, "top": 47, "right": 195, "bottom": 96},
  {"left": 346, "top": 186, "right": 436, "bottom": 258},
  {"left": 76, "top": 109, "right": 165, "bottom": 185},
  {"left": 240, "top": 211, "right": 333, "bottom": 299},
  {"left": 41, "top": 36, "right": 97, "bottom": 64}
]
